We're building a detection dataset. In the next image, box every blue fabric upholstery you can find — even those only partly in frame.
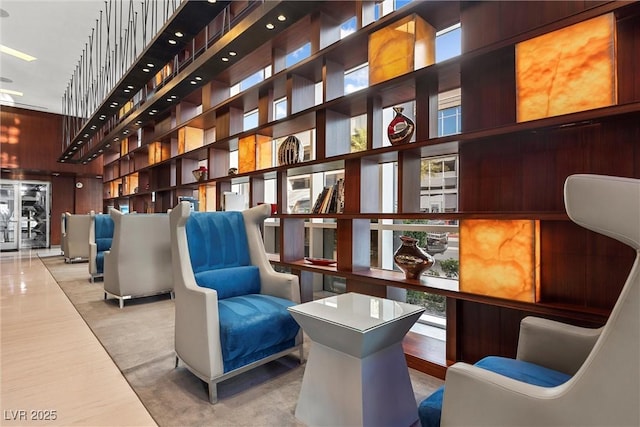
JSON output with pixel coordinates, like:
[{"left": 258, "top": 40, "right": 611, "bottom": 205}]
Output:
[
  {"left": 418, "top": 356, "right": 572, "bottom": 427},
  {"left": 194, "top": 266, "right": 260, "bottom": 300},
  {"left": 218, "top": 294, "right": 299, "bottom": 372},
  {"left": 185, "top": 211, "right": 251, "bottom": 275},
  {"left": 93, "top": 214, "right": 114, "bottom": 274}
]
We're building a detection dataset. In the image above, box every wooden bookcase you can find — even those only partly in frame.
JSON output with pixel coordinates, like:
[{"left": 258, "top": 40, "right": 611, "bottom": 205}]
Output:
[{"left": 97, "top": 0, "right": 640, "bottom": 377}]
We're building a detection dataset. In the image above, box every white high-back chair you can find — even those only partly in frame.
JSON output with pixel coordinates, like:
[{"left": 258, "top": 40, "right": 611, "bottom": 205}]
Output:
[
  {"left": 103, "top": 209, "right": 173, "bottom": 308},
  {"left": 424, "top": 174, "right": 639, "bottom": 426},
  {"left": 62, "top": 213, "right": 91, "bottom": 263}
]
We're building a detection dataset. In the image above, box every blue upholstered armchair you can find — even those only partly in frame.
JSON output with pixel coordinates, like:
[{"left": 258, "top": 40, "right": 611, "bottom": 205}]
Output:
[
  {"left": 419, "top": 174, "right": 640, "bottom": 427},
  {"left": 169, "top": 202, "right": 303, "bottom": 403},
  {"left": 88, "top": 212, "right": 114, "bottom": 282}
]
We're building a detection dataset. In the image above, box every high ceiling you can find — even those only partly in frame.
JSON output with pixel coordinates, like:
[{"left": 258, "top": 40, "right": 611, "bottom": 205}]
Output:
[{"left": 0, "top": 1, "right": 118, "bottom": 115}]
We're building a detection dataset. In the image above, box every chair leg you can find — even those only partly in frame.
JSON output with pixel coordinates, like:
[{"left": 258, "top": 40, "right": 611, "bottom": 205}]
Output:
[
  {"left": 299, "top": 346, "right": 305, "bottom": 364},
  {"left": 170, "top": 291, "right": 175, "bottom": 300},
  {"left": 119, "top": 299, "right": 124, "bottom": 309},
  {"left": 208, "top": 381, "right": 218, "bottom": 404}
]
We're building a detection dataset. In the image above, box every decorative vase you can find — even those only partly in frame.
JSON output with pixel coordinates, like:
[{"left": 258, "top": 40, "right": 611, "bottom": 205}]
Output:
[
  {"left": 278, "top": 135, "right": 303, "bottom": 166},
  {"left": 192, "top": 167, "right": 208, "bottom": 182},
  {"left": 393, "top": 235, "right": 434, "bottom": 280},
  {"left": 387, "top": 106, "right": 415, "bottom": 145}
]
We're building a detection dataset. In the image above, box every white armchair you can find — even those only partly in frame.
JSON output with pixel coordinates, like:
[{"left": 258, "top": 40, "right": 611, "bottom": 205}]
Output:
[
  {"left": 61, "top": 213, "right": 91, "bottom": 263},
  {"left": 170, "top": 202, "right": 303, "bottom": 403},
  {"left": 420, "top": 174, "right": 640, "bottom": 427},
  {"left": 103, "top": 209, "right": 173, "bottom": 308}
]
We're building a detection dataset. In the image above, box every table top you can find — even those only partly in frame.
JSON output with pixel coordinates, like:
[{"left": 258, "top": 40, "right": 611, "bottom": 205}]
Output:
[{"left": 288, "top": 292, "right": 424, "bottom": 333}]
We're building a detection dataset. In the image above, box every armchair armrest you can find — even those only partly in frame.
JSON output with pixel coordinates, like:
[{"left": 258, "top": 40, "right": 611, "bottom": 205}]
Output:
[
  {"left": 441, "top": 362, "right": 566, "bottom": 426},
  {"left": 89, "top": 242, "right": 98, "bottom": 274},
  {"left": 174, "top": 282, "right": 223, "bottom": 379},
  {"left": 260, "top": 270, "right": 300, "bottom": 303},
  {"left": 516, "top": 316, "right": 602, "bottom": 375}
]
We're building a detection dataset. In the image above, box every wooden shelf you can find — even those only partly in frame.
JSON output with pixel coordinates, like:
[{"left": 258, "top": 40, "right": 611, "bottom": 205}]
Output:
[{"left": 99, "top": 0, "right": 640, "bottom": 371}]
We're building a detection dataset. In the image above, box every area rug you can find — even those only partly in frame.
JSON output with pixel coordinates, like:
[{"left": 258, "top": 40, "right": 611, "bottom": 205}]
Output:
[{"left": 40, "top": 255, "right": 444, "bottom": 427}]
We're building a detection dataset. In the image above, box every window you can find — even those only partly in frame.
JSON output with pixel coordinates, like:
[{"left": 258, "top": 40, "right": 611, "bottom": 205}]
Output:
[
  {"left": 243, "top": 109, "right": 258, "bottom": 131},
  {"left": 344, "top": 63, "right": 368, "bottom": 94},
  {"left": 274, "top": 97, "right": 287, "bottom": 120},
  {"left": 340, "top": 17, "right": 357, "bottom": 39},
  {"left": 438, "top": 106, "right": 461, "bottom": 136},
  {"left": 350, "top": 114, "right": 367, "bottom": 153},
  {"left": 285, "top": 42, "right": 311, "bottom": 68},
  {"left": 436, "top": 23, "right": 462, "bottom": 63},
  {"left": 230, "top": 66, "right": 271, "bottom": 96}
]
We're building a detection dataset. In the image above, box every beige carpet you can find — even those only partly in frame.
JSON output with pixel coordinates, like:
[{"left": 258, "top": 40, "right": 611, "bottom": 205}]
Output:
[{"left": 40, "top": 255, "right": 443, "bottom": 427}]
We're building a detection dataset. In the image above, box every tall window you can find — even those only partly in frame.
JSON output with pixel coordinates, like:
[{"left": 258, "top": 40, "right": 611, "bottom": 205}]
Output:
[
  {"left": 243, "top": 109, "right": 258, "bottom": 131},
  {"left": 285, "top": 43, "right": 311, "bottom": 68},
  {"left": 344, "top": 63, "right": 369, "bottom": 94},
  {"left": 436, "top": 23, "right": 462, "bottom": 63}
]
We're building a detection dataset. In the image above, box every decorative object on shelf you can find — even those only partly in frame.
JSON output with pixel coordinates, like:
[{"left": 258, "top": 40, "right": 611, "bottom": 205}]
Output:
[
  {"left": 257, "top": 202, "right": 278, "bottom": 215},
  {"left": 133, "top": 187, "right": 139, "bottom": 193},
  {"left": 387, "top": 106, "right": 415, "bottom": 145},
  {"left": 192, "top": 166, "right": 208, "bottom": 182},
  {"left": 277, "top": 135, "right": 303, "bottom": 166},
  {"left": 228, "top": 167, "right": 238, "bottom": 176},
  {"left": 304, "top": 257, "right": 336, "bottom": 266},
  {"left": 393, "top": 235, "right": 434, "bottom": 280}
]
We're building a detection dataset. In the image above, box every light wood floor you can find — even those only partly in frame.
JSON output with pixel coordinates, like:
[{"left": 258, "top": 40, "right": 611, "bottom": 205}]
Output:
[{"left": 0, "top": 248, "right": 156, "bottom": 426}]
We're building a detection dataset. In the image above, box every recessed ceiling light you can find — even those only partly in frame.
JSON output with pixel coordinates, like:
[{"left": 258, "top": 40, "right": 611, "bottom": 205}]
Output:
[
  {"left": 277, "top": 14, "right": 286, "bottom": 22},
  {"left": 124, "top": 89, "right": 130, "bottom": 93},
  {"left": 266, "top": 23, "right": 274, "bottom": 30},
  {"left": 175, "top": 31, "right": 184, "bottom": 38},
  {"left": 143, "top": 68, "right": 150, "bottom": 72},
  {"left": 60, "top": 160, "right": 65, "bottom": 163},
  {"left": 0, "top": 88, "right": 22, "bottom": 96},
  {"left": 190, "top": 80, "right": 197, "bottom": 84},
  {"left": 169, "top": 39, "right": 177, "bottom": 45},
  {"left": 207, "top": 0, "right": 216, "bottom": 3},
  {"left": 82, "top": 161, "right": 87, "bottom": 165},
  {"left": 127, "top": 85, "right": 134, "bottom": 89},
  {"left": 167, "top": 98, "right": 173, "bottom": 101},
  {"left": 229, "top": 51, "right": 237, "bottom": 56},
  {"left": 146, "top": 63, "right": 154, "bottom": 67},
  {"left": 195, "top": 76, "right": 202, "bottom": 81},
  {"left": 222, "top": 57, "right": 229, "bottom": 62},
  {"left": 72, "top": 146, "right": 78, "bottom": 150},
  {"left": 0, "top": 44, "right": 36, "bottom": 62},
  {"left": 170, "top": 95, "right": 177, "bottom": 99}
]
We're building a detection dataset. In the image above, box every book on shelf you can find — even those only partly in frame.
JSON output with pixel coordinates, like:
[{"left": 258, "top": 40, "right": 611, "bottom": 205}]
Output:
[{"left": 311, "top": 178, "right": 345, "bottom": 214}]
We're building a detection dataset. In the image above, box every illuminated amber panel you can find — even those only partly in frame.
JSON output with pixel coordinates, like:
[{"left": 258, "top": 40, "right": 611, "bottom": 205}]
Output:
[
  {"left": 198, "top": 185, "right": 207, "bottom": 212},
  {"left": 516, "top": 13, "right": 616, "bottom": 122},
  {"left": 148, "top": 142, "right": 161, "bottom": 165},
  {"left": 460, "top": 220, "right": 539, "bottom": 302},
  {"left": 256, "top": 135, "right": 273, "bottom": 170},
  {"left": 178, "top": 127, "right": 204, "bottom": 154},
  {"left": 238, "top": 135, "right": 257, "bottom": 174},
  {"left": 369, "top": 14, "right": 435, "bottom": 86}
]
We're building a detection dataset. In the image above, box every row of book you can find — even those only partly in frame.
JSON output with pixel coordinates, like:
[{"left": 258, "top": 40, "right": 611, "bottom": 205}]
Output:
[{"left": 311, "top": 179, "right": 345, "bottom": 214}]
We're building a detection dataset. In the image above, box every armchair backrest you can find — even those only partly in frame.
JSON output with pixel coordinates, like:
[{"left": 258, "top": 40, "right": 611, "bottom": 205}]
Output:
[
  {"left": 91, "top": 213, "right": 114, "bottom": 250},
  {"left": 105, "top": 210, "right": 172, "bottom": 294},
  {"left": 63, "top": 213, "right": 91, "bottom": 259},
  {"left": 561, "top": 174, "right": 639, "bottom": 423},
  {"left": 186, "top": 211, "right": 252, "bottom": 272}
]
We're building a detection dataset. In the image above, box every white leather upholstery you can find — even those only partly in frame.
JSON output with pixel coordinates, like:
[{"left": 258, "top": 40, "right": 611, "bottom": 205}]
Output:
[
  {"left": 440, "top": 174, "right": 640, "bottom": 426},
  {"left": 61, "top": 213, "right": 91, "bottom": 263},
  {"left": 170, "top": 202, "right": 303, "bottom": 403},
  {"left": 103, "top": 209, "right": 173, "bottom": 308}
]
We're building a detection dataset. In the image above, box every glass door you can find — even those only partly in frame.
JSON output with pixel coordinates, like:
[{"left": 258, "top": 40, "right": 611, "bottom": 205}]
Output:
[
  {"left": 0, "top": 182, "right": 19, "bottom": 250},
  {"left": 19, "top": 181, "right": 50, "bottom": 249}
]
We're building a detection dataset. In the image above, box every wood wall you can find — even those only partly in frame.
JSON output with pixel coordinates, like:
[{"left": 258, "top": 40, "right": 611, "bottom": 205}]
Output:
[
  {"left": 1, "top": 106, "right": 104, "bottom": 245},
  {"left": 451, "top": 1, "right": 640, "bottom": 364}
]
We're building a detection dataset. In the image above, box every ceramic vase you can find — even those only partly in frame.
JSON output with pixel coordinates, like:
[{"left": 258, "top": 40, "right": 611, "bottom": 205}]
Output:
[
  {"left": 192, "top": 168, "right": 207, "bottom": 182},
  {"left": 387, "top": 106, "right": 415, "bottom": 145},
  {"left": 393, "top": 235, "right": 434, "bottom": 280},
  {"left": 278, "top": 135, "right": 303, "bottom": 166}
]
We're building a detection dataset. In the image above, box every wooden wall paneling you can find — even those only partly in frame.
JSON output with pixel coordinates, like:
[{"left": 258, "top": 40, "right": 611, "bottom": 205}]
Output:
[
  {"left": 398, "top": 148, "right": 421, "bottom": 213},
  {"left": 324, "top": 109, "right": 351, "bottom": 158},
  {"left": 289, "top": 73, "right": 316, "bottom": 115},
  {"left": 539, "top": 221, "right": 590, "bottom": 306},
  {"left": 415, "top": 75, "right": 439, "bottom": 141},
  {"left": 589, "top": 117, "right": 640, "bottom": 178},
  {"left": 616, "top": 8, "right": 640, "bottom": 103},
  {"left": 336, "top": 218, "right": 370, "bottom": 272},
  {"left": 584, "top": 231, "right": 635, "bottom": 310},
  {"left": 520, "top": 135, "right": 563, "bottom": 212},
  {"left": 460, "top": 1, "right": 501, "bottom": 52},
  {"left": 50, "top": 175, "right": 74, "bottom": 246},
  {"left": 0, "top": 107, "right": 101, "bottom": 176},
  {"left": 460, "top": 48, "right": 516, "bottom": 132},
  {"left": 457, "top": 300, "right": 502, "bottom": 363},
  {"left": 74, "top": 177, "right": 103, "bottom": 214},
  {"left": 280, "top": 218, "right": 305, "bottom": 262},
  {"left": 345, "top": 278, "right": 386, "bottom": 297}
]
